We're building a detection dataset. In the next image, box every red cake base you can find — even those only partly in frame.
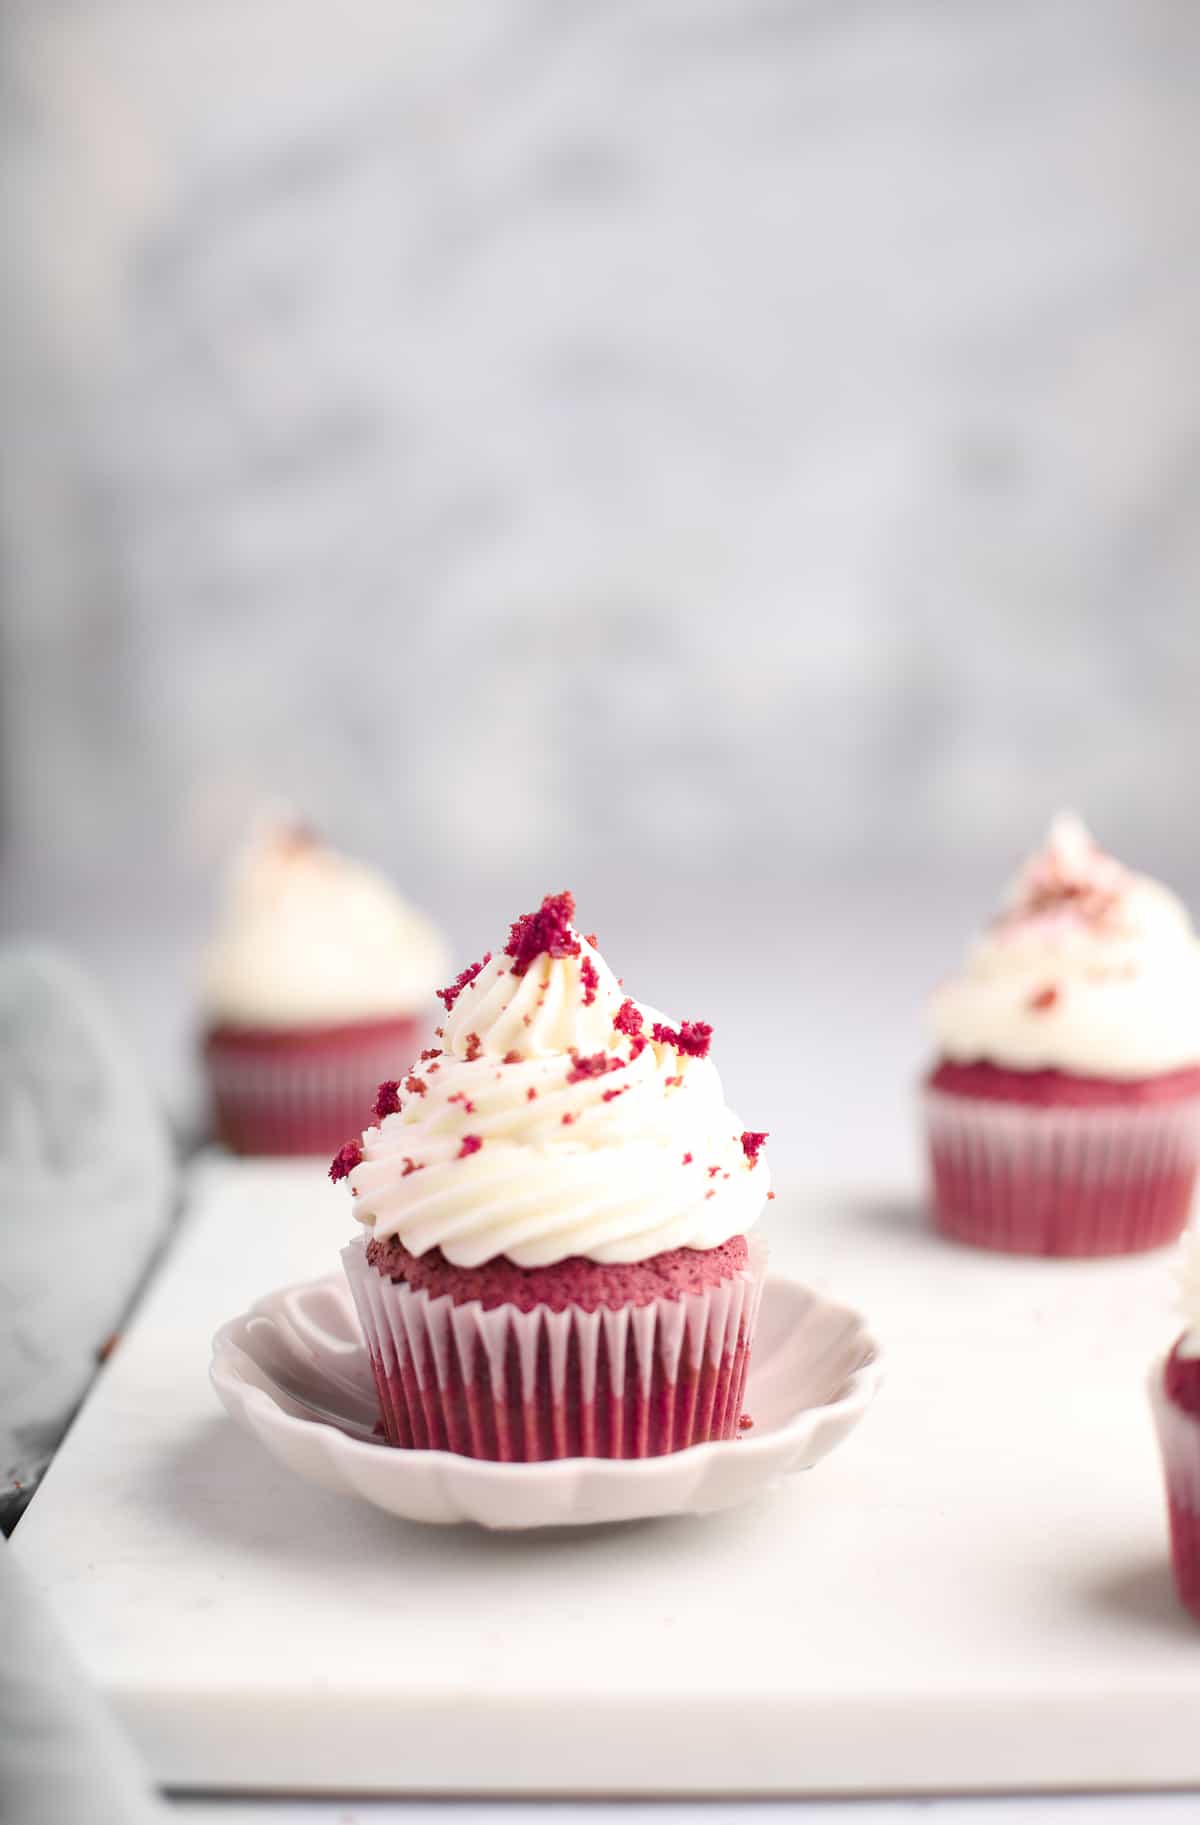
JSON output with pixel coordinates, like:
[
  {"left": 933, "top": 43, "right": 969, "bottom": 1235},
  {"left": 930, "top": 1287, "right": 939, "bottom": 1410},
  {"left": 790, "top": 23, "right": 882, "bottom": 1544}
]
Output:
[
  {"left": 924, "top": 1059, "right": 1200, "bottom": 1257},
  {"left": 204, "top": 1015, "right": 428, "bottom": 1155},
  {"left": 343, "top": 1234, "right": 766, "bottom": 1462},
  {"left": 1153, "top": 1344, "right": 1200, "bottom": 1623}
]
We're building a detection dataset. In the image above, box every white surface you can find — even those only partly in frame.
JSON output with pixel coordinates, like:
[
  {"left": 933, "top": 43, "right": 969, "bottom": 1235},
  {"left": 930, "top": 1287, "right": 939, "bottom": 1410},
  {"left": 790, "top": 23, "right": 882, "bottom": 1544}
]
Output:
[
  {"left": 209, "top": 1265, "right": 879, "bottom": 1528},
  {"left": 12, "top": 1157, "right": 1200, "bottom": 1797}
]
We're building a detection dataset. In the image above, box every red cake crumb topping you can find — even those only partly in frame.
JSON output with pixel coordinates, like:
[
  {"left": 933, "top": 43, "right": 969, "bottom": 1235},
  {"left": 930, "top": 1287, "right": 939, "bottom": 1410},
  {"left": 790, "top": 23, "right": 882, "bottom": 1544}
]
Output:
[
  {"left": 373, "top": 1080, "right": 402, "bottom": 1119},
  {"left": 438, "top": 954, "right": 492, "bottom": 1011},
  {"left": 584, "top": 932, "right": 598, "bottom": 947},
  {"left": 708, "top": 1164, "right": 721, "bottom": 1177},
  {"left": 682, "top": 1151, "right": 693, "bottom": 1165},
  {"left": 562, "top": 1111, "right": 576, "bottom": 1124},
  {"left": 739, "top": 1413, "right": 754, "bottom": 1430},
  {"left": 665, "top": 1074, "right": 682, "bottom": 1087},
  {"left": 766, "top": 1189, "right": 776, "bottom": 1200},
  {"left": 614, "top": 999, "right": 644, "bottom": 1040},
  {"left": 329, "top": 1140, "right": 362, "bottom": 1182},
  {"left": 435, "top": 1026, "right": 444, "bottom": 1037},
  {"left": 447, "top": 1092, "right": 476, "bottom": 1112},
  {"left": 705, "top": 1188, "right": 715, "bottom": 1199},
  {"left": 652, "top": 1019, "right": 713, "bottom": 1059},
  {"left": 602, "top": 1085, "right": 628, "bottom": 1102},
  {"left": 420, "top": 1048, "right": 442, "bottom": 1061},
  {"left": 568, "top": 1049, "right": 621, "bottom": 1083},
  {"left": 1028, "top": 984, "right": 1059, "bottom": 1012},
  {"left": 404, "top": 1075, "right": 427, "bottom": 1097},
  {"left": 458, "top": 1135, "right": 483, "bottom": 1159},
  {"left": 579, "top": 955, "right": 600, "bottom": 1005},
  {"left": 503, "top": 1049, "right": 522, "bottom": 1064},
  {"left": 740, "top": 1130, "right": 768, "bottom": 1165},
  {"left": 505, "top": 891, "right": 580, "bottom": 976},
  {"left": 464, "top": 1032, "right": 483, "bottom": 1062},
  {"left": 426, "top": 1062, "right": 441, "bottom": 1073},
  {"left": 526, "top": 1086, "right": 538, "bottom": 1100},
  {"left": 401, "top": 1157, "right": 424, "bottom": 1177}
]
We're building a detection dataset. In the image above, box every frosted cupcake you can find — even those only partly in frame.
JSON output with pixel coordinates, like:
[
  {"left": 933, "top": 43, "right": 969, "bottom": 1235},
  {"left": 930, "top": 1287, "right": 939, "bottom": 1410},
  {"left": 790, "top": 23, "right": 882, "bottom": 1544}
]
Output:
[
  {"left": 202, "top": 825, "right": 449, "bottom": 1156},
  {"left": 333, "top": 891, "right": 771, "bottom": 1460},
  {"left": 924, "top": 814, "right": 1200, "bottom": 1256}
]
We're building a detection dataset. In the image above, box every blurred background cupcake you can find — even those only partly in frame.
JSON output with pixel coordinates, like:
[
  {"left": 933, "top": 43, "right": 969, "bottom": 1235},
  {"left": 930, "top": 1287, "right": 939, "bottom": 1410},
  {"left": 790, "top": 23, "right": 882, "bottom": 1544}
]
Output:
[
  {"left": 924, "top": 814, "right": 1200, "bottom": 1257},
  {"left": 202, "top": 821, "right": 449, "bottom": 1155},
  {"left": 1150, "top": 1223, "right": 1200, "bottom": 1621}
]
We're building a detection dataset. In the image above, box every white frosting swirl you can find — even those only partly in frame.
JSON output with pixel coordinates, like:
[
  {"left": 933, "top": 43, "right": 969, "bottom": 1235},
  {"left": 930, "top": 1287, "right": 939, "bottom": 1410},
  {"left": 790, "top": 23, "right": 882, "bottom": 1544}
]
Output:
[
  {"left": 1178, "top": 1225, "right": 1200, "bottom": 1359},
  {"left": 930, "top": 814, "right": 1200, "bottom": 1078},
  {"left": 203, "top": 825, "right": 449, "bottom": 1029},
  {"left": 346, "top": 912, "right": 769, "bottom": 1267}
]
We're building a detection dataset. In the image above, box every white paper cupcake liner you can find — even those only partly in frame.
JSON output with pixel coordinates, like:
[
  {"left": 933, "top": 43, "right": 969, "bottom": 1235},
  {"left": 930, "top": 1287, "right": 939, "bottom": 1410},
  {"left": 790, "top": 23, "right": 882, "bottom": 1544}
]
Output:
[
  {"left": 923, "top": 1089, "right": 1200, "bottom": 1256},
  {"left": 342, "top": 1232, "right": 768, "bottom": 1461}
]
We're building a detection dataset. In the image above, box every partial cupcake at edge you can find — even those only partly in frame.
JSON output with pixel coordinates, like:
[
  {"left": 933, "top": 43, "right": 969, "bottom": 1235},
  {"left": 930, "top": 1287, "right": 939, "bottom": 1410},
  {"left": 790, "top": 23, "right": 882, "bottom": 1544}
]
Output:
[
  {"left": 202, "top": 822, "right": 449, "bottom": 1156},
  {"left": 1151, "top": 1221, "right": 1200, "bottom": 1621},
  {"left": 331, "top": 890, "right": 772, "bottom": 1461},
  {"left": 923, "top": 813, "right": 1200, "bottom": 1257}
]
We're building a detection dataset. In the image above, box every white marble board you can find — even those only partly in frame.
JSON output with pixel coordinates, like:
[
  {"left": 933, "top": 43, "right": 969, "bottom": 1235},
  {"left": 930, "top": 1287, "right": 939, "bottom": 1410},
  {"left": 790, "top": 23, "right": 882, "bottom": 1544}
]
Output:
[{"left": 11, "top": 1157, "right": 1200, "bottom": 1796}]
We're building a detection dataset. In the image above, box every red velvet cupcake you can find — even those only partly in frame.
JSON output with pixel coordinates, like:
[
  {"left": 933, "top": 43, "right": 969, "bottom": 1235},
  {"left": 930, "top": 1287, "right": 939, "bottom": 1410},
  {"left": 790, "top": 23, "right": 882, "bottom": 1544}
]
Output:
[
  {"left": 924, "top": 815, "right": 1200, "bottom": 1257},
  {"left": 201, "top": 824, "right": 448, "bottom": 1156},
  {"left": 1150, "top": 1232, "right": 1200, "bottom": 1620},
  {"left": 335, "top": 892, "right": 772, "bottom": 1460}
]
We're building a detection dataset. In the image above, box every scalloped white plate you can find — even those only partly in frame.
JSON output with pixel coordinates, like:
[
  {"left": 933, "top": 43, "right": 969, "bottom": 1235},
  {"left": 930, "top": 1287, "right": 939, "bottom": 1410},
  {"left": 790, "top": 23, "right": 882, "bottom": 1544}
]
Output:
[{"left": 210, "top": 1271, "right": 881, "bottom": 1529}]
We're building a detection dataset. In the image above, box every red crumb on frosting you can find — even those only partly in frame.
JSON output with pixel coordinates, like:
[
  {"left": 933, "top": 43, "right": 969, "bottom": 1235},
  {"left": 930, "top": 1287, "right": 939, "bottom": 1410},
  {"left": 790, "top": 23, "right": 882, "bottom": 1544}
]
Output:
[
  {"left": 420, "top": 1047, "right": 442, "bottom": 1061},
  {"left": 462, "top": 1032, "right": 481, "bottom": 1061},
  {"left": 741, "top": 1130, "right": 769, "bottom": 1165},
  {"left": 602, "top": 1085, "right": 628, "bottom": 1102},
  {"left": 739, "top": 1413, "right": 754, "bottom": 1430},
  {"left": 526, "top": 1086, "right": 538, "bottom": 1100},
  {"left": 766, "top": 1190, "right": 776, "bottom": 1200},
  {"left": 426, "top": 1062, "right": 441, "bottom": 1073},
  {"left": 458, "top": 1134, "right": 483, "bottom": 1159},
  {"left": 708, "top": 1164, "right": 721, "bottom": 1177},
  {"left": 373, "top": 1080, "right": 402, "bottom": 1119},
  {"left": 584, "top": 931, "right": 599, "bottom": 947},
  {"left": 503, "top": 1049, "right": 522, "bottom": 1064},
  {"left": 568, "top": 1050, "right": 621, "bottom": 1083},
  {"left": 705, "top": 1189, "right": 715, "bottom": 1199},
  {"left": 579, "top": 955, "right": 600, "bottom": 1005},
  {"left": 665, "top": 1074, "right": 682, "bottom": 1087},
  {"left": 448, "top": 1092, "right": 476, "bottom": 1112},
  {"left": 435, "top": 1026, "right": 444, "bottom": 1038},
  {"left": 329, "top": 1140, "right": 363, "bottom": 1182},
  {"left": 505, "top": 891, "right": 580, "bottom": 976},
  {"left": 562, "top": 1112, "right": 576, "bottom": 1124},
  {"left": 401, "top": 1157, "right": 424, "bottom": 1177},
  {"left": 652, "top": 1019, "right": 713, "bottom": 1059},
  {"left": 1028, "top": 984, "right": 1060, "bottom": 1012},
  {"left": 612, "top": 1001, "right": 648, "bottom": 1059},
  {"left": 682, "top": 1151, "right": 694, "bottom": 1165},
  {"left": 404, "top": 1075, "right": 427, "bottom": 1097},
  {"left": 437, "top": 954, "right": 492, "bottom": 1011}
]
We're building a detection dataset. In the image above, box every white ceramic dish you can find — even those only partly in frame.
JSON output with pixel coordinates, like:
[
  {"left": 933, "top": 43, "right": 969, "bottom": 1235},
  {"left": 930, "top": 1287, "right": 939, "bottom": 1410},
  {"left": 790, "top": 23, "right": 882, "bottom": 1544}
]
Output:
[{"left": 210, "top": 1270, "right": 881, "bottom": 1529}]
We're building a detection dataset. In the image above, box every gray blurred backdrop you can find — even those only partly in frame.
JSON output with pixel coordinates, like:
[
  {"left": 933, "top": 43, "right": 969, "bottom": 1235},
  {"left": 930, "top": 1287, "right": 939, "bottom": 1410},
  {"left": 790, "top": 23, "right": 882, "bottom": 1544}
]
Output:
[{"left": 2, "top": 0, "right": 1199, "bottom": 1178}]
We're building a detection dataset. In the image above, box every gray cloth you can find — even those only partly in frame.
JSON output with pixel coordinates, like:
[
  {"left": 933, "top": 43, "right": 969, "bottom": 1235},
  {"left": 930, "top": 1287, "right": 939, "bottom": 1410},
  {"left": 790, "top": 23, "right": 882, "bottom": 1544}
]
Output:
[
  {"left": 0, "top": 1537, "right": 165, "bottom": 1824},
  {"left": 0, "top": 945, "right": 175, "bottom": 1528}
]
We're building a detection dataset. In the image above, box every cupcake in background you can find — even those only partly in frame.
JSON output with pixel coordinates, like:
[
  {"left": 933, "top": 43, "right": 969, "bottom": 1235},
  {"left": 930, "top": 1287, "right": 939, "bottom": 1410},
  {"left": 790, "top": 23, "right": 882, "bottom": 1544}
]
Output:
[
  {"left": 924, "top": 813, "right": 1200, "bottom": 1256},
  {"left": 1150, "top": 1224, "right": 1200, "bottom": 1621},
  {"left": 334, "top": 890, "right": 771, "bottom": 1460},
  {"left": 202, "top": 822, "right": 449, "bottom": 1155}
]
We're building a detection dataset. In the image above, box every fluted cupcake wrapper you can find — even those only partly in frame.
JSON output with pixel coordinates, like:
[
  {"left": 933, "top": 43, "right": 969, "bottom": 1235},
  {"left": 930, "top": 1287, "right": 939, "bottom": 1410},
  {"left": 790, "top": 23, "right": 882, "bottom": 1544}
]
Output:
[
  {"left": 1149, "top": 1360, "right": 1200, "bottom": 1622},
  {"left": 923, "top": 1089, "right": 1200, "bottom": 1257},
  {"left": 204, "top": 1018, "right": 428, "bottom": 1156},
  {"left": 342, "top": 1232, "right": 768, "bottom": 1462}
]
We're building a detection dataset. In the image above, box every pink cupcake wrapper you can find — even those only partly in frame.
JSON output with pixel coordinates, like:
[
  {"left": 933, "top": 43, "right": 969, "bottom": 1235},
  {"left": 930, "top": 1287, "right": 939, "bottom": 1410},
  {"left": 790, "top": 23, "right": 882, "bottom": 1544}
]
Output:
[
  {"left": 206, "top": 1027, "right": 424, "bottom": 1155},
  {"left": 342, "top": 1233, "right": 768, "bottom": 1462},
  {"left": 923, "top": 1089, "right": 1200, "bottom": 1256},
  {"left": 1148, "top": 1359, "right": 1200, "bottom": 1621}
]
